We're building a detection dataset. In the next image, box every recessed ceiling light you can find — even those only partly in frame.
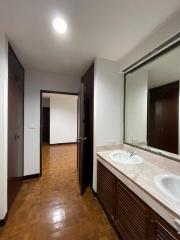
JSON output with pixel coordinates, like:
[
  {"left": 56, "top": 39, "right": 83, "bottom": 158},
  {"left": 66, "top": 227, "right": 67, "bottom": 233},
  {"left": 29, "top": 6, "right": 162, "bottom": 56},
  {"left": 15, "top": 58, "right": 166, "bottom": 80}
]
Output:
[{"left": 53, "top": 18, "right": 67, "bottom": 34}]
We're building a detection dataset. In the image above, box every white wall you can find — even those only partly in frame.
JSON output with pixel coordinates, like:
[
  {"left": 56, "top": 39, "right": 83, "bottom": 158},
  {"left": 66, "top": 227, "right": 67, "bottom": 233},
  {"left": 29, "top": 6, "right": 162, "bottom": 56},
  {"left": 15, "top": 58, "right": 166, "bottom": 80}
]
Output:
[
  {"left": 49, "top": 94, "right": 78, "bottom": 144},
  {"left": 119, "top": 12, "right": 180, "bottom": 71},
  {"left": 93, "top": 58, "right": 124, "bottom": 191},
  {"left": 125, "top": 70, "right": 148, "bottom": 145},
  {"left": 0, "top": 33, "right": 8, "bottom": 220},
  {"left": 24, "top": 70, "right": 80, "bottom": 176}
]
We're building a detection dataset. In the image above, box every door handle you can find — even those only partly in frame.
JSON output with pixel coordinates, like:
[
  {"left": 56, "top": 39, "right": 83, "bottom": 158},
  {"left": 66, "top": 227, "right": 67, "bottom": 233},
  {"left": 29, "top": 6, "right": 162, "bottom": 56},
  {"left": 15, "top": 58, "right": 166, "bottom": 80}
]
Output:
[
  {"left": 15, "top": 134, "right": 21, "bottom": 140},
  {"left": 77, "top": 137, "right": 87, "bottom": 142},
  {"left": 81, "top": 137, "right": 87, "bottom": 141}
]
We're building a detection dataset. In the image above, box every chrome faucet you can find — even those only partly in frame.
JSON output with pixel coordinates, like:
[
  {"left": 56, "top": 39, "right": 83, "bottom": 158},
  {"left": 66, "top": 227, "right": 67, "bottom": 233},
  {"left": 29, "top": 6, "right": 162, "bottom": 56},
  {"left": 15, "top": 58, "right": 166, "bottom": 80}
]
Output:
[{"left": 127, "top": 148, "right": 136, "bottom": 158}]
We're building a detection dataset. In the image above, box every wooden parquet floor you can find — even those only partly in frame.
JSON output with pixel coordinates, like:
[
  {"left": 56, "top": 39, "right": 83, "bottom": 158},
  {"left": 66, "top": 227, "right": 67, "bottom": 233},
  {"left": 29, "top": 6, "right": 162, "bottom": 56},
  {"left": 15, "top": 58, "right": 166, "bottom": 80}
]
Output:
[{"left": 0, "top": 144, "right": 118, "bottom": 240}]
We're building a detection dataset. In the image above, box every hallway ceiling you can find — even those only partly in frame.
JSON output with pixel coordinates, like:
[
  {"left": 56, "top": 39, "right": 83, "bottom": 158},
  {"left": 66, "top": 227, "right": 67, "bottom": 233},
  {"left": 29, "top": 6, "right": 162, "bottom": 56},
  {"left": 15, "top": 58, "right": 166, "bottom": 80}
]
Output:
[{"left": 0, "top": 0, "right": 180, "bottom": 76}]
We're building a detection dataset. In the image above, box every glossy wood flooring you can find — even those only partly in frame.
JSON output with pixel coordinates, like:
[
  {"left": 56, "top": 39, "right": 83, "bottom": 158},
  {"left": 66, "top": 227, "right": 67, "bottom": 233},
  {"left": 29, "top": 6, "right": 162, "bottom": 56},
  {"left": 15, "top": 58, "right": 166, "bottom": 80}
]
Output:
[{"left": 0, "top": 144, "right": 118, "bottom": 240}]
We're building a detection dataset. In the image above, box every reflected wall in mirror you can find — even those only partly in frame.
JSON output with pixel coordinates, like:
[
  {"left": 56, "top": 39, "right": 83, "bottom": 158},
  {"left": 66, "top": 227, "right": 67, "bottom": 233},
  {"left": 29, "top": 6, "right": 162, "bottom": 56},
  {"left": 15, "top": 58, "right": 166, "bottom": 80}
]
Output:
[{"left": 125, "top": 43, "right": 180, "bottom": 158}]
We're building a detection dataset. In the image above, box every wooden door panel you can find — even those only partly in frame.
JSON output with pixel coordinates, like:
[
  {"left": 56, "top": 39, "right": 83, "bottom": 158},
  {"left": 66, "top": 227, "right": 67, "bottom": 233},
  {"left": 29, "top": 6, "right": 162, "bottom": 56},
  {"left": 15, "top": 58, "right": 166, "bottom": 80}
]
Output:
[
  {"left": 154, "top": 222, "right": 178, "bottom": 240},
  {"left": 16, "top": 62, "right": 24, "bottom": 179},
  {"left": 8, "top": 45, "right": 24, "bottom": 208},
  {"left": 78, "top": 82, "right": 86, "bottom": 195},
  {"left": 78, "top": 63, "right": 94, "bottom": 195},
  {"left": 148, "top": 81, "right": 179, "bottom": 154},
  {"left": 150, "top": 211, "right": 180, "bottom": 240},
  {"left": 42, "top": 107, "right": 50, "bottom": 143},
  {"left": 116, "top": 181, "right": 149, "bottom": 240},
  {"left": 97, "top": 162, "right": 116, "bottom": 220}
]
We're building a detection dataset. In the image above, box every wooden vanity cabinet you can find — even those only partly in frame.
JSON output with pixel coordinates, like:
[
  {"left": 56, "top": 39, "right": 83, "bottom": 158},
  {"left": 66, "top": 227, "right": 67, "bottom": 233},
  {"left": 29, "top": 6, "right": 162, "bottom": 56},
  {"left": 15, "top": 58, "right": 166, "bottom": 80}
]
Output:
[
  {"left": 97, "top": 162, "right": 116, "bottom": 221},
  {"left": 150, "top": 212, "right": 180, "bottom": 240},
  {"left": 115, "top": 181, "right": 150, "bottom": 240},
  {"left": 97, "top": 161, "right": 180, "bottom": 240}
]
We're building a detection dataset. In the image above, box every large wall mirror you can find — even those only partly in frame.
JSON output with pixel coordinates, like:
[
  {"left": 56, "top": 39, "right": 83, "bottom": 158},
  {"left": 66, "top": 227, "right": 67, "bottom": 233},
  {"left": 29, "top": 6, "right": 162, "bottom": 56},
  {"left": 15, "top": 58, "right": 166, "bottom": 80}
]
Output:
[{"left": 124, "top": 41, "right": 180, "bottom": 160}]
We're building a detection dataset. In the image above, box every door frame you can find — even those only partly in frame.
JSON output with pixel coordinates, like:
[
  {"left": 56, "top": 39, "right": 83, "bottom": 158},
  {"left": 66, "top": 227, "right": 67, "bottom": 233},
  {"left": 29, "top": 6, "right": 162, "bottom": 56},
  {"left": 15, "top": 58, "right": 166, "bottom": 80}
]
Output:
[{"left": 40, "top": 90, "right": 78, "bottom": 176}]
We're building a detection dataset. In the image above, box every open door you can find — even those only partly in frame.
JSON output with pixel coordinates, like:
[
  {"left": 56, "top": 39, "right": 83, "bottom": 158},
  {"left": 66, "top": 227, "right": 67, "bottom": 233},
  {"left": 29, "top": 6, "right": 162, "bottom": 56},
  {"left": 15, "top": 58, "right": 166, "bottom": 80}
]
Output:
[
  {"left": 42, "top": 107, "right": 50, "bottom": 143},
  {"left": 77, "top": 63, "right": 94, "bottom": 196},
  {"left": 77, "top": 82, "right": 88, "bottom": 195}
]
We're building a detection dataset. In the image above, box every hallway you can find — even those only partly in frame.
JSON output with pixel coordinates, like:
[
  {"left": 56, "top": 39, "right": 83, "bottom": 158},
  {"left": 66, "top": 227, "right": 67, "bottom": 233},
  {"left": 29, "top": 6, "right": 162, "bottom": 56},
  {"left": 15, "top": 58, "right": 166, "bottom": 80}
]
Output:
[{"left": 0, "top": 144, "right": 118, "bottom": 240}]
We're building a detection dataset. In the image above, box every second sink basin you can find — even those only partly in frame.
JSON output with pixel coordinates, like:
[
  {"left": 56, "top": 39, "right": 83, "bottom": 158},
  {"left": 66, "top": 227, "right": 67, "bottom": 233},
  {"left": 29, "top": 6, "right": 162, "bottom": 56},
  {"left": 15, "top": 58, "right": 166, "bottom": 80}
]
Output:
[
  {"left": 109, "top": 151, "right": 144, "bottom": 165},
  {"left": 154, "top": 174, "right": 180, "bottom": 202}
]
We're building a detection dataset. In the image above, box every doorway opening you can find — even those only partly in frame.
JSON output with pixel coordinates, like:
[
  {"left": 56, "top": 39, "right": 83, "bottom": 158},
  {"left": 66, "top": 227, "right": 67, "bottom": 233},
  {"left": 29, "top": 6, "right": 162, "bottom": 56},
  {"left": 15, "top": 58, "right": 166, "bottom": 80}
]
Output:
[
  {"left": 40, "top": 91, "right": 78, "bottom": 177},
  {"left": 40, "top": 64, "right": 94, "bottom": 196}
]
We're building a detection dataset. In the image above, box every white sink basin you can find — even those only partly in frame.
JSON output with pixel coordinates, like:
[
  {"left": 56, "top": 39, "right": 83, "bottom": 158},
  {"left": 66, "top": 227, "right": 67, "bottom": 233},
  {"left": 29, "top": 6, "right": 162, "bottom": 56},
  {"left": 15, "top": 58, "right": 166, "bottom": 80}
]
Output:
[
  {"left": 155, "top": 174, "right": 180, "bottom": 202},
  {"left": 109, "top": 151, "right": 144, "bottom": 165}
]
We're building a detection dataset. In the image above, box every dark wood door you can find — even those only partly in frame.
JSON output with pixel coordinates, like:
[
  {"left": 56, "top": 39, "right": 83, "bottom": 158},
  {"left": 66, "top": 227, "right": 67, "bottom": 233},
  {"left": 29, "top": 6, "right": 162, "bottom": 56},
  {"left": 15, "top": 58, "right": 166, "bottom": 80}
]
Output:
[
  {"left": 78, "top": 63, "right": 94, "bottom": 195},
  {"left": 148, "top": 81, "right": 179, "bottom": 154},
  {"left": 8, "top": 45, "right": 24, "bottom": 208},
  {"left": 78, "top": 82, "right": 89, "bottom": 195},
  {"left": 77, "top": 95, "right": 80, "bottom": 173},
  {"left": 42, "top": 107, "right": 50, "bottom": 143}
]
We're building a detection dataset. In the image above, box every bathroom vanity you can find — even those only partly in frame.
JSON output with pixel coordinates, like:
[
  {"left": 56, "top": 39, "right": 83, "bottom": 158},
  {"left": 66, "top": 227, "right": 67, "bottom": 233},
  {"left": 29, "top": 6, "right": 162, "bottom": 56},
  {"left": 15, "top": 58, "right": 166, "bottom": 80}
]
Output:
[
  {"left": 95, "top": 34, "right": 180, "bottom": 240},
  {"left": 97, "top": 147, "right": 180, "bottom": 240}
]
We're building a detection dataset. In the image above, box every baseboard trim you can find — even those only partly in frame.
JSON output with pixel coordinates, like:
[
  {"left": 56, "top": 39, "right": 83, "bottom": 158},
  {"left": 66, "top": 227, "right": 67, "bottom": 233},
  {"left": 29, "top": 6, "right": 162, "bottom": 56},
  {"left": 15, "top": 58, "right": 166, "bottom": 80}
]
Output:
[
  {"left": 91, "top": 188, "right": 97, "bottom": 197},
  {"left": 23, "top": 174, "right": 40, "bottom": 180},
  {"left": 49, "top": 142, "right": 77, "bottom": 146},
  {"left": 0, "top": 212, "right": 8, "bottom": 227}
]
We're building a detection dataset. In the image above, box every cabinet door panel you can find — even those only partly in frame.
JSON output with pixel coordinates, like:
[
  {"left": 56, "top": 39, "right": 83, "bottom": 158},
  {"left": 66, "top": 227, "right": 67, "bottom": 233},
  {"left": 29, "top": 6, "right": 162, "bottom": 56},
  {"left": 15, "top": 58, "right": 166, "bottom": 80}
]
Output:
[
  {"left": 97, "top": 161, "right": 180, "bottom": 240},
  {"left": 97, "top": 162, "right": 116, "bottom": 219},
  {"left": 116, "top": 181, "right": 149, "bottom": 240},
  {"left": 154, "top": 220, "right": 179, "bottom": 240}
]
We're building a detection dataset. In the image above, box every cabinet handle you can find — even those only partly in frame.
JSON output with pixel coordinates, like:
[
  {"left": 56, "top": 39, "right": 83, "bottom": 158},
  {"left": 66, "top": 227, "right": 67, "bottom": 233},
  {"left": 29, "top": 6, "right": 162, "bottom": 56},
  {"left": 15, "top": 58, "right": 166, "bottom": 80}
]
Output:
[{"left": 174, "top": 219, "right": 180, "bottom": 234}]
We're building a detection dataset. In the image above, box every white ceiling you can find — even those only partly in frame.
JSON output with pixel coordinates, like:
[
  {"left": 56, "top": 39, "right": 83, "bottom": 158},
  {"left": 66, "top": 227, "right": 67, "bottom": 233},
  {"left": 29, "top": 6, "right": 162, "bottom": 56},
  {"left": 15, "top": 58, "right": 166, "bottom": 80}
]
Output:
[{"left": 0, "top": 0, "right": 180, "bottom": 77}]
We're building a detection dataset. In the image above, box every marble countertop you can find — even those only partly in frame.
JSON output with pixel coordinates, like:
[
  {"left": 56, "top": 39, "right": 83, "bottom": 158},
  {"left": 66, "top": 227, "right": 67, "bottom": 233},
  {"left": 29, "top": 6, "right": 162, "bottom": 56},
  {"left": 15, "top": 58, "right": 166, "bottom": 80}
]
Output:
[{"left": 97, "top": 145, "right": 180, "bottom": 231}]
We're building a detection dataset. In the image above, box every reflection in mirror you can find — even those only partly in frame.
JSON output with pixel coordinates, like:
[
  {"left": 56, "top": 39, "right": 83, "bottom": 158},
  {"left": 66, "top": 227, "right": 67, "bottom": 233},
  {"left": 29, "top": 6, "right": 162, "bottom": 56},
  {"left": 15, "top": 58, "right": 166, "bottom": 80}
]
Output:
[{"left": 125, "top": 44, "right": 180, "bottom": 158}]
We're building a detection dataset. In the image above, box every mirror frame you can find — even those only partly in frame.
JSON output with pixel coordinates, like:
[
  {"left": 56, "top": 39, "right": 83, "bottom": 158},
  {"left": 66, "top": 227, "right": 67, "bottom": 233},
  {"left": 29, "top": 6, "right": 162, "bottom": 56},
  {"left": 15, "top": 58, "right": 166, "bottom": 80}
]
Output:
[{"left": 123, "top": 32, "right": 180, "bottom": 162}]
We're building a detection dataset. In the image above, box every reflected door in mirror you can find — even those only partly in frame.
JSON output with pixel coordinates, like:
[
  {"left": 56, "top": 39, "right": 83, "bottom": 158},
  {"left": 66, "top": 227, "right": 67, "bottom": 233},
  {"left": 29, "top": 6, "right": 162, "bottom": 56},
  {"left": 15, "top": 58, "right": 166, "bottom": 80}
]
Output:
[{"left": 148, "top": 81, "right": 179, "bottom": 154}]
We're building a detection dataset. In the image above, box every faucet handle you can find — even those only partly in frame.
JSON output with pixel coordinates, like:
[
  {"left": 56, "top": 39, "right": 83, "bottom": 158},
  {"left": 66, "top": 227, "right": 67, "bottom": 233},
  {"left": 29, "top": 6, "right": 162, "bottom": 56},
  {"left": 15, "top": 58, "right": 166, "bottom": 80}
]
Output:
[
  {"left": 127, "top": 148, "right": 135, "bottom": 154},
  {"left": 127, "top": 148, "right": 136, "bottom": 158}
]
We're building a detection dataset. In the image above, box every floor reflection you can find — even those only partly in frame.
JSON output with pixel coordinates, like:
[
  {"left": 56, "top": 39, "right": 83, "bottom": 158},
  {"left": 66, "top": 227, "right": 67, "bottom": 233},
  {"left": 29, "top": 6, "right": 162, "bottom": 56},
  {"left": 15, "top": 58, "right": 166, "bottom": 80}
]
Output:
[
  {"left": 52, "top": 208, "right": 66, "bottom": 223},
  {"left": 0, "top": 144, "right": 118, "bottom": 240}
]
